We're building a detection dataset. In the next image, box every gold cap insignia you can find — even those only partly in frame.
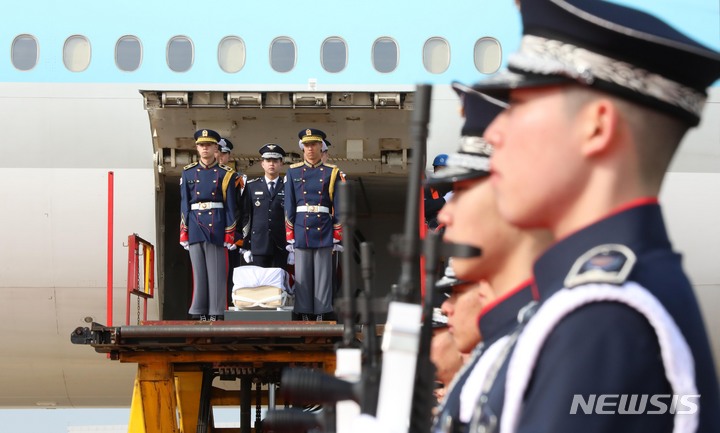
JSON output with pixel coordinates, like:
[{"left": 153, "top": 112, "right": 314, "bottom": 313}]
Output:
[
  {"left": 202, "top": 130, "right": 209, "bottom": 137},
  {"left": 305, "top": 129, "right": 312, "bottom": 136}
]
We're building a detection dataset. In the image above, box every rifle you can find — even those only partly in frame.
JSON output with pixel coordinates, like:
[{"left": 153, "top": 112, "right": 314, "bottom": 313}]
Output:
[
  {"left": 266, "top": 181, "right": 375, "bottom": 433},
  {"left": 375, "top": 84, "right": 432, "bottom": 433},
  {"left": 359, "top": 241, "right": 380, "bottom": 415},
  {"left": 409, "top": 230, "right": 442, "bottom": 433}
]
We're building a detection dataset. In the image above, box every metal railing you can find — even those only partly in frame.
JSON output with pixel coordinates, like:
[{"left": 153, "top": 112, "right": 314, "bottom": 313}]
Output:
[{"left": 126, "top": 233, "right": 155, "bottom": 325}]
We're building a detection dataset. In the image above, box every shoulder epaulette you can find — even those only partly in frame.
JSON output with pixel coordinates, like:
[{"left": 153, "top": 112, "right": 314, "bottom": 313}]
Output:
[
  {"left": 290, "top": 162, "right": 304, "bottom": 168},
  {"left": 324, "top": 163, "right": 337, "bottom": 168},
  {"left": 219, "top": 163, "right": 233, "bottom": 172},
  {"left": 183, "top": 162, "right": 198, "bottom": 170},
  {"left": 564, "top": 244, "right": 637, "bottom": 288},
  {"left": 247, "top": 178, "right": 261, "bottom": 184}
]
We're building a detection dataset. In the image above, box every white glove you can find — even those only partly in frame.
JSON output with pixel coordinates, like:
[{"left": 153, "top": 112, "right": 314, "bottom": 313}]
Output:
[
  {"left": 332, "top": 244, "right": 344, "bottom": 252},
  {"left": 287, "top": 251, "right": 295, "bottom": 265},
  {"left": 286, "top": 242, "right": 295, "bottom": 253},
  {"left": 225, "top": 242, "right": 237, "bottom": 251},
  {"left": 243, "top": 250, "right": 253, "bottom": 263},
  {"left": 180, "top": 241, "right": 189, "bottom": 250}
]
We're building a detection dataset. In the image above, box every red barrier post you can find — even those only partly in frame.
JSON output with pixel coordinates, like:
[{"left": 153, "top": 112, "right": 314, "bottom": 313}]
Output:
[{"left": 107, "top": 171, "right": 114, "bottom": 326}]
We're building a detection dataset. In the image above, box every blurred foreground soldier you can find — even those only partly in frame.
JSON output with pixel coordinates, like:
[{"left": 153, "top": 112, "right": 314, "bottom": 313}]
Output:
[
  {"left": 467, "top": 0, "right": 720, "bottom": 432},
  {"left": 430, "top": 307, "right": 463, "bottom": 406},
  {"left": 430, "top": 267, "right": 471, "bottom": 405},
  {"left": 426, "top": 84, "right": 551, "bottom": 433},
  {"left": 240, "top": 144, "right": 288, "bottom": 268},
  {"left": 431, "top": 263, "right": 497, "bottom": 407},
  {"left": 180, "top": 129, "right": 238, "bottom": 321},
  {"left": 424, "top": 153, "right": 451, "bottom": 230},
  {"left": 285, "top": 128, "right": 344, "bottom": 321}
]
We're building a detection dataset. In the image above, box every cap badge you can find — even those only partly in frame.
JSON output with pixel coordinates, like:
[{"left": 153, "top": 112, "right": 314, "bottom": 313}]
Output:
[
  {"left": 267, "top": 144, "right": 276, "bottom": 150},
  {"left": 202, "top": 130, "right": 208, "bottom": 137},
  {"left": 305, "top": 129, "right": 312, "bottom": 136}
]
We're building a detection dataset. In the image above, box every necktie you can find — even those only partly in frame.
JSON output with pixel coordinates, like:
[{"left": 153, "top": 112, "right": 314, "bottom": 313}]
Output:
[{"left": 269, "top": 181, "right": 275, "bottom": 195}]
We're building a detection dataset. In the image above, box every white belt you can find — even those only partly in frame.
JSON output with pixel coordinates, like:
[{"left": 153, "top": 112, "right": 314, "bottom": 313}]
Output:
[
  {"left": 296, "top": 205, "right": 330, "bottom": 213},
  {"left": 191, "top": 202, "right": 224, "bottom": 210}
]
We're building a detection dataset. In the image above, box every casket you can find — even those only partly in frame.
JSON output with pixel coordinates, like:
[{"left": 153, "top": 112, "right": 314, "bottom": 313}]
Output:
[{"left": 231, "top": 265, "right": 292, "bottom": 310}]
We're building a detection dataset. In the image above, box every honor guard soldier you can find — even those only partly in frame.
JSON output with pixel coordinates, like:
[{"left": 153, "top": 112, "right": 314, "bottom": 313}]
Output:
[
  {"left": 218, "top": 137, "right": 247, "bottom": 195},
  {"left": 239, "top": 144, "right": 288, "bottom": 268},
  {"left": 216, "top": 137, "right": 245, "bottom": 304},
  {"left": 321, "top": 138, "right": 331, "bottom": 164},
  {"left": 424, "top": 84, "right": 551, "bottom": 433},
  {"left": 321, "top": 138, "right": 344, "bottom": 299},
  {"left": 216, "top": 137, "right": 233, "bottom": 166},
  {"left": 285, "top": 128, "right": 344, "bottom": 321},
  {"left": 179, "top": 129, "right": 238, "bottom": 321},
  {"left": 464, "top": 1, "right": 720, "bottom": 432}
]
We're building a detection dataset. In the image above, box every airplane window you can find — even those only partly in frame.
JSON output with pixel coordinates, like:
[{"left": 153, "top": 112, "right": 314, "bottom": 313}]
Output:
[
  {"left": 372, "top": 37, "right": 398, "bottom": 73},
  {"left": 116, "top": 36, "right": 142, "bottom": 72},
  {"left": 423, "top": 37, "right": 450, "bottom": 74},
  {"left": 167, "top": 36, "right": 194, "bottom": 72},
  {"left": 11, "top": 34, "right": 38, "bottom": 71},
  {"left": 270, "top": 37, "right": 296, "bottom": 73},
  {"left": 321, "top": 37, "right": 347, "bottom": 73},
  {"left": 218, "top": 36, "right": 246, "bottom": 73},
  {"left": 63, "top": 35, "right": 91, "bottom": 72},
  {"left": 474, "top": 37, "right": 502, "bottom": 74}
]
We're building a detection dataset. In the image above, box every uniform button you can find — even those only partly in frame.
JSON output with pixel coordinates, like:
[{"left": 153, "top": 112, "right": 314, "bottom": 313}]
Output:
[
  {"left": 318, "top": 191, "right": 322, "bottom": 194},
  {"left": 320, "top": 168, "right": 324, "bottom": 171},
  {"left": 209, "top": 223, "right": 213, "bottom": 227},
  {"left": 303, "top": 191, "right": 307, "bottom": 194},
  {"left": 208, "top": 212, "right": 212, "bottom": 215},
  {"left": 302, "top": 179, "right": 305, "bottom": 182},
  {"left": 213, "top": 180, "right": 217, "bottom": 183},
  {"left": 317, "top": 227, "right": 321, "bottom": 231},
  {"left": 306, "top": 227, "right": 309, "bottom": 230},
  {"left": 196, "top": 192, "right": 200, "bottom": 195},
  {"left": 212, "top": 192, "right": 215, "bottom": 195}
]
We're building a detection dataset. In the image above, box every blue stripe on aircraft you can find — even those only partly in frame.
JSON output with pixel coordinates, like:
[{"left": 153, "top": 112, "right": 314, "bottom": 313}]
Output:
[{"left": 2, "top": 0, "right": 717, "bottom": 86}]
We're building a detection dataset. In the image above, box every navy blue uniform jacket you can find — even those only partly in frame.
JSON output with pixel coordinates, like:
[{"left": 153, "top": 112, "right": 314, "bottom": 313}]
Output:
[
  {"left": 240, "top": 177, "right": 286, "bottom": 255},
  {"left": 480, "top": 201, "right": 720, "bottom": 433},
  {"left": 284, "top": 160, "right": 342, "bottom": 249},
  {"left": 180, "top": 161, "right": 237, "bottom": 246}
]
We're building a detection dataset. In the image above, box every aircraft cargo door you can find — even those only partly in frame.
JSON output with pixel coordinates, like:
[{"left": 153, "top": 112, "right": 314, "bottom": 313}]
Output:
[{"left": 142, "top": 90, "right": 416, "bottom": 320}]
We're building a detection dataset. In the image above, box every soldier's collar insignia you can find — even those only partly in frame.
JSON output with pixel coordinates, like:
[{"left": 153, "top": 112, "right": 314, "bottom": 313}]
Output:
[{"left": 564, "top": 244, "right": 636, "bottom": 288}]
